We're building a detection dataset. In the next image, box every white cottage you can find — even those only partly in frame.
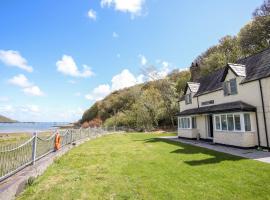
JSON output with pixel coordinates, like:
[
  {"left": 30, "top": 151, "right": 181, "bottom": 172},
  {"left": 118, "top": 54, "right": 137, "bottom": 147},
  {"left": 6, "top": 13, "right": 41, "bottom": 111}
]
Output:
[{"left": 177, "top": 48, "right": 270, "bottom": 149}]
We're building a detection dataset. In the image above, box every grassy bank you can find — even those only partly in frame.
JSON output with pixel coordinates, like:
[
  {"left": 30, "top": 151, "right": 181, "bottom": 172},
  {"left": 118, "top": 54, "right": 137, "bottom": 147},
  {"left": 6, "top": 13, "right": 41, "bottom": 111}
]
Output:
[{"left": 18, "top": 133, "right": 270, "bottom": 200}]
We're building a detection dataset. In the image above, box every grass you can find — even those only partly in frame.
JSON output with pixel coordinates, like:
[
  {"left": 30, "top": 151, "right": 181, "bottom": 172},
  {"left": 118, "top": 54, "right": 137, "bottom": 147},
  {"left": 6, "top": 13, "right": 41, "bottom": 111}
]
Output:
[
  {"left": 18, "top": 133, "right": 270, "bottom": 200},
  {"left": 0, "top": 132, "right": 53, "bottom": 146}
]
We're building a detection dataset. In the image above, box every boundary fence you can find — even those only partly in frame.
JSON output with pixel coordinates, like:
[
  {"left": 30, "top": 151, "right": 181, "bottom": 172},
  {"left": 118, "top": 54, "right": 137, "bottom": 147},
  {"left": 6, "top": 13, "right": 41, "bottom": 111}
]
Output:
[{"left": 0, "top": 128, "right": 106, "bottom": 182}]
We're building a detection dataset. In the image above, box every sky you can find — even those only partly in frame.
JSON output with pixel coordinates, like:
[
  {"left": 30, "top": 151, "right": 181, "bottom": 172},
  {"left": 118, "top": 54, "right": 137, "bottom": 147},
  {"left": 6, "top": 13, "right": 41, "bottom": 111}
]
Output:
[{"left": 0, "top": 0, "right": 263, "bottom": 122}]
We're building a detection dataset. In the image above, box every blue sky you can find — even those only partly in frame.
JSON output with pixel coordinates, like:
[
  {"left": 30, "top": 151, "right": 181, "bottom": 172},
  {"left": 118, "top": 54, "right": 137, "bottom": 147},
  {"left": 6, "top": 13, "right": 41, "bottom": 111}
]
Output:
[{"left": 0, "top": 0, "right": 262, "bottom": 122}]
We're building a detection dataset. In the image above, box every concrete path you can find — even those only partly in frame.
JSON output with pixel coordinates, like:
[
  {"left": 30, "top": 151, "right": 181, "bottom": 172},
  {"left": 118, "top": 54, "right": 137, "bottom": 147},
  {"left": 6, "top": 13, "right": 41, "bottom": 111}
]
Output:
[{"left": 160, "top": 136, "right": 270, "bottom": 164}]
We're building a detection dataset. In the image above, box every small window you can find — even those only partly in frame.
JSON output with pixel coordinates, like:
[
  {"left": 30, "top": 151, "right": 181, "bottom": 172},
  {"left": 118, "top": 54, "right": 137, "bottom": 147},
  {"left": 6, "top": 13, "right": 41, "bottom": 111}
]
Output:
[
  {"left": 227, "top": 114, "right": 234, "bottom": 131},
  {"left": 192, "top": 117, "right": 197, "bottom": 128},
  {"left": 179, "top": 117, "right": 191, "bottom": 129},
  {"left": 185, "top": 93, "right": 192, "bottom": 105},
  {"left": 234, "top": 114, "right": 241, "bottom": 131},
  {"left": 230, "top": 79, "right": 238, "bottom": 95},
  {"left": 244, "top": 114, "right": 251, "bottom": 131},
  {"left": 221, "top": 115, "right": 227, "bottom": 130},
  {"left": 215, "top": 116, "right": 221, "bottom": 130},
  {"left": 223, "top": 79, "right": 237, "bottom": 96}
]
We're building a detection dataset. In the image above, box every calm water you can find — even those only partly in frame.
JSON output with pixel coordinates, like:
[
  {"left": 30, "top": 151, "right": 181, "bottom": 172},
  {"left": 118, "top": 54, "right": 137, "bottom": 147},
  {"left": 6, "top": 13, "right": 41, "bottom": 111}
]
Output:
[{"left": 0, "top": 122, "right": 69, "bottom": 133}]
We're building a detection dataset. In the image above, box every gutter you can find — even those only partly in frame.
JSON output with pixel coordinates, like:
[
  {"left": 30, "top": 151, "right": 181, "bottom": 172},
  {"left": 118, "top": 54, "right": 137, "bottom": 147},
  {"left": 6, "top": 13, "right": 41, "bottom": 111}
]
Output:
[
  {"left": 259, "top": 79, "right": 269, "bottom": 150},
  {"left": 255, "top": 109, "right": 261, "bottom": 147}
]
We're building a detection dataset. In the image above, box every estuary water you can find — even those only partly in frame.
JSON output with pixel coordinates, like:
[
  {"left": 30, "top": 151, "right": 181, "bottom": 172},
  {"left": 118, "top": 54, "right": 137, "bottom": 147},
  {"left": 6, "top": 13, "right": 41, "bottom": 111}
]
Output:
[{"left": 0, "top": 122, "right": 69, "bottom": 133}]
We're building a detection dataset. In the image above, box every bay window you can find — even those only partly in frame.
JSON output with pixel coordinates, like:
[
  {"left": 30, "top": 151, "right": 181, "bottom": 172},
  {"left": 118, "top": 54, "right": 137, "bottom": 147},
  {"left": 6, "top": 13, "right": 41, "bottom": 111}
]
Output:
[
  {"left": 244, "top": 113, "right": 251, "bottom": 131},
  {"left": 214, "top": 113, "right": 252, "bottom": 132}
]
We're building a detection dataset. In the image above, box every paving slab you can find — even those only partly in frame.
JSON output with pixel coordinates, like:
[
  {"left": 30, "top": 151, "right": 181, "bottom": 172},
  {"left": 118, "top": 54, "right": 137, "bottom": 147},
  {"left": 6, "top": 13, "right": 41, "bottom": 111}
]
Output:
[{"left": 160, "top": 136, "right": 270, "bottom": 164}]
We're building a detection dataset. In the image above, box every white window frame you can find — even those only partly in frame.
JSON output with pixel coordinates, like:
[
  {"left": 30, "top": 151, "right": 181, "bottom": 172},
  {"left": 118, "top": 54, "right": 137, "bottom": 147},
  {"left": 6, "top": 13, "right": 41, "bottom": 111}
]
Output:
[
  {"left": 213, "top": 112, "right": 253, "bottom": 133},
  {"left": 223, "top": 78, "right": 238, "bottom": 96},
  {"left": 178, "top": 116, "right": 196, "bottom": 129},
  {"left": 185, "top": 93, "right": 192, "bottom": 105}
]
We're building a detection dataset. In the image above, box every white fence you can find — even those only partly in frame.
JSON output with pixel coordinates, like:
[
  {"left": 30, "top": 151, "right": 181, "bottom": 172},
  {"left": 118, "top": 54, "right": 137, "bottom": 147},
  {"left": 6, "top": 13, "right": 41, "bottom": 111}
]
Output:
[{"left": 0, "top": 128, "right": 106, "bottom": 182}]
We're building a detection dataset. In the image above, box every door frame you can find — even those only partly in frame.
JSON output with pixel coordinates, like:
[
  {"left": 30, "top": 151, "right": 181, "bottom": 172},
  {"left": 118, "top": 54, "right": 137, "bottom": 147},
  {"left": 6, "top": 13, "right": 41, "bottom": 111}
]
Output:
[{"left": 206, "top": 114, "right": 214, "bottom": 139}]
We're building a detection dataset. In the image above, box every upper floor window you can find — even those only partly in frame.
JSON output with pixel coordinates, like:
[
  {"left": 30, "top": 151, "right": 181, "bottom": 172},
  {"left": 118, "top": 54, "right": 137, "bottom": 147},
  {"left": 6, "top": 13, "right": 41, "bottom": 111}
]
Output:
[
  {"left": 223, "top": 78, "right": 238, "bottom": 96},
  {"left": 185, "top": 93, "right": 192, "bottom": 105}
]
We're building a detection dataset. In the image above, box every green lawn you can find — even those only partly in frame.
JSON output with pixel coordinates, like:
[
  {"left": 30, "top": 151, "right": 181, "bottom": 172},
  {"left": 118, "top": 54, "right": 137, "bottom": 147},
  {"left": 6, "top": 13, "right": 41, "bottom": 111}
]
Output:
[{"left": 18, "top": 133, "right": 270, "bottom": 200}]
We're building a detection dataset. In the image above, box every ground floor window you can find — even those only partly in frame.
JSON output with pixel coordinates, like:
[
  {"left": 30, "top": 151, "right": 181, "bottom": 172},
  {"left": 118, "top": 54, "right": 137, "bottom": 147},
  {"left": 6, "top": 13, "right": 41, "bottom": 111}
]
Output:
[
  {"left": 214, "top": 113, "right": 252, "bottom": 132},
  {"left": 178, "top": 116, "right": 197, "bottom": 129}
]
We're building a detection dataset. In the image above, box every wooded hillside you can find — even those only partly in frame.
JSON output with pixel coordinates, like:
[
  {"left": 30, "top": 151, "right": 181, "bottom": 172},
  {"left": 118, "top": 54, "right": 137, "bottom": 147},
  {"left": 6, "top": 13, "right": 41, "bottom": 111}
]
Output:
[
  {"left": 0, "top": 115, "right": 17, "bottom": 123},
  {"left": 81, "top": 0, "right": 270, "bottom": 130}
]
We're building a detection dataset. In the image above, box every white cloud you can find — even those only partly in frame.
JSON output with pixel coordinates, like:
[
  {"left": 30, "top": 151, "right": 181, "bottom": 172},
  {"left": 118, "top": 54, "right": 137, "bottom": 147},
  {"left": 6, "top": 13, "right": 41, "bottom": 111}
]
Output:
[
  {"left": 101, "top": 0, "right": 145, "bottom": 17},
  {"left": 85, "top": 84, "right": 111, "bottom": 101},
  {"left": 116, "top": 53, "right": 121, "bottom": 58},
  {"left": 23, "top": 86, "right": 44, "bottom": 96},
  {"left": 111, "top": 69, "right": 137, "bottom": 91},
  {"left": 56, "top": 55, "right": 94, "bottom": 78},
  {"left": 136, "top": 74, "right": 145, "bottom": 84},
  {"left": 112, "top": 32, "right": 119, "bottom": 38},
  {"left": 85, "top": 69, "right": 144, "bottom": 101},
  {"left": 138, "top": 54, "right": 147, "bottom": 66},
  {"left": 8, "top": 74, "right": 32, "bottom": 88},
  {"left": 0, "top": 50, "right": 33, "bottom": 72},
  {"left": 87, "top": 9, "right": 97, "bottom": 20},
  {"left": 8, "top": 74, "right": 44, "bottom": 96}
]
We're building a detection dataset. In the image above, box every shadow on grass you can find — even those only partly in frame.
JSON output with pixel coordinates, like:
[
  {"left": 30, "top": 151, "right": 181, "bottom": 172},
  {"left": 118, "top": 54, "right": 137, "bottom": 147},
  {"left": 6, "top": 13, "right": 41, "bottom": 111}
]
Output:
[{"left": 142, "top": 138, "right": 245, "bottom": 166}]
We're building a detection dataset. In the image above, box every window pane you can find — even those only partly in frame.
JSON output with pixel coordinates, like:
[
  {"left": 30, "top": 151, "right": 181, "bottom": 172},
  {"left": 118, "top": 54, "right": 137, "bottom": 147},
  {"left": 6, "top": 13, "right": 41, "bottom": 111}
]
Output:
[
  {"left": 178, "top": 118, "right": 181, "bottom": 128},
  {"left": 192, "top": 117, "right": 197, "bottom": 128},
  {"left": 215, "top": 116, "right": 220, "bottom": 130},
  {"left": 187, "top": 118, "right": 190, "bottom": 128},
  {"left": 230, "top": 79, "right": 238, "bottom": 95},
  {"left": 244, "top": 114, "right": 251, "bottom": 131},
  {"left": 223, "top": 82, "right": 228, "bottom": 96},
  {"left": 227, "top": 114, "right": 234, "bottom": 131},
  {"left": 234, "top": 114, "right": 241, "bottom": 131},
  {"left": 221, "top": 115, "right": 227, "bottom": 130}
]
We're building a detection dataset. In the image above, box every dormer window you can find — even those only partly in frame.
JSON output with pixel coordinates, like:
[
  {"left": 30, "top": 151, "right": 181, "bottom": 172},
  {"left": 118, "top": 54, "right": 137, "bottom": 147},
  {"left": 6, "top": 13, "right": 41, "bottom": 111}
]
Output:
[
  {"left": 223, "top": 78, "right": 237, "bottom": 96},
  {"left": 185, "top": 93, "right": 192, "bottom": 104}
]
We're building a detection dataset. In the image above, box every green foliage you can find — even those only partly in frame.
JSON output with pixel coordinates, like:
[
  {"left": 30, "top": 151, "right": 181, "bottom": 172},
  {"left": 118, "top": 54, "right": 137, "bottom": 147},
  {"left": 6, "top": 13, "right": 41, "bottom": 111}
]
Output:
[
  {"left": 198, "top": 36, "right": 242, "bottom": 75},
  {"left": 238, "top": 16, "right": 270, "bottom": 56}
]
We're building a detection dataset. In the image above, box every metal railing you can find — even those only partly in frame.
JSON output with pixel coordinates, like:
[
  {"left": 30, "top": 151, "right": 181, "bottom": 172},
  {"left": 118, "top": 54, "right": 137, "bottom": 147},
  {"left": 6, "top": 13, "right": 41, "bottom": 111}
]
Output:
[{"left": 0, "top": 128, "right": 107, "bottom": 182}]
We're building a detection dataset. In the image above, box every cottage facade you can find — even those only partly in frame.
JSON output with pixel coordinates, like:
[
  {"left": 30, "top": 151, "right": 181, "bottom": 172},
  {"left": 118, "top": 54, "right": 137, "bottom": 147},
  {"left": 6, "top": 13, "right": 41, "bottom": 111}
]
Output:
[{"left": 177, "top": 48, "right": 270, "bottom": 148}]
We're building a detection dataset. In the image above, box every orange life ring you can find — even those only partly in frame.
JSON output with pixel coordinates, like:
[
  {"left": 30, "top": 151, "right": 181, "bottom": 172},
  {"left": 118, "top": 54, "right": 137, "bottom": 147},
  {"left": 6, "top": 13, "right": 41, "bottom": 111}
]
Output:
[{"left": 55, "top": 133, "right": 61, "bottom": 150}]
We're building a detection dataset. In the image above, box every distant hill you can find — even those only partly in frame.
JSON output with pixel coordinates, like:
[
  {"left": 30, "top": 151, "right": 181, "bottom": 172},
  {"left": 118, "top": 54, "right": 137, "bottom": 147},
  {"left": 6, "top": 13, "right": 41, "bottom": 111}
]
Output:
[{"left": 0, "top": 115, "right": 17, "bottom": 123}]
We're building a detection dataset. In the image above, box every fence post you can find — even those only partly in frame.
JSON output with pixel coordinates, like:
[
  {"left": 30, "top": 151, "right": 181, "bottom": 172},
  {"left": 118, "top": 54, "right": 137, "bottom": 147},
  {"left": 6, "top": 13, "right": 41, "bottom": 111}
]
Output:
[{"left": 32, "top": 132, "right": 37, "bottom": 165}]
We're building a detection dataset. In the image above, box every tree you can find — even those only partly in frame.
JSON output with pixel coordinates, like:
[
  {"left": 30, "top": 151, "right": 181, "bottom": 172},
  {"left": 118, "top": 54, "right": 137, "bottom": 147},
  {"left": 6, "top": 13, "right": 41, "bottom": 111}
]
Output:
[
  {"left": 238, "top": 16, "right": 270, "bottom": 56},
  {"left": 198, "top": 36, "right": 242, "bottom": 75},
  {"left": 253, "top": 0, "right": 270, "bottom": 17}
]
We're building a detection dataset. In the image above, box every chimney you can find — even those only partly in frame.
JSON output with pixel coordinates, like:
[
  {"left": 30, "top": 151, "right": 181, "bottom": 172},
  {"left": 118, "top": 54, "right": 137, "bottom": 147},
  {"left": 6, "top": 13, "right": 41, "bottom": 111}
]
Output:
[{"left": 190, "top": 62, "right": 201, "bottom": 82}]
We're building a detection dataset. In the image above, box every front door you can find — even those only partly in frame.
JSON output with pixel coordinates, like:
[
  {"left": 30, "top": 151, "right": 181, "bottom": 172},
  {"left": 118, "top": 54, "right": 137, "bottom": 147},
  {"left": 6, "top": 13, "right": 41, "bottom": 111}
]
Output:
[{"left": 207, "top": 115, "right": 214, "bottom": 138}]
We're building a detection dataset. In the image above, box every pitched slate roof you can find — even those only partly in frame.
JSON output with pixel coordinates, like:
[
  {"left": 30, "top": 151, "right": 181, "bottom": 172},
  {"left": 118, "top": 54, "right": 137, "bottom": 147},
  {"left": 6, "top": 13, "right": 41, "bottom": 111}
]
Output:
[
  {"left": 194, "top": 68, "right": 225, "bottom": 97},
  {"left": 187, "top": 82, "right": 200, "bottom": 93},
  {"left": 238, "top": 48, "right": 270, "bottom": 83},
  {"left": 228, "top": 63, "right": 246, "bottom": 77},
  {"left": 181, "top": 48, "right": 270, "bottom": 99},
  {"left": 176, "top": 101, "right": 256, "bottom": 116}
]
